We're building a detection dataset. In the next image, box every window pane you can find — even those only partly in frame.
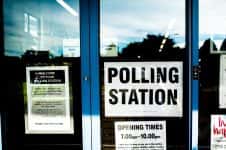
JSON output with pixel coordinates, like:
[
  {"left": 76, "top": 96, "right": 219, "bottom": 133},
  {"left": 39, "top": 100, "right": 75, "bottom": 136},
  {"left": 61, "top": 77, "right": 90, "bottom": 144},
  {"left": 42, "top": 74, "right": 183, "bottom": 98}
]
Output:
[
  {"left": 100, "top": 0, "right": 185, "bottom": 58},
  {"left": 100, "top": 0, "right": 186, "bottom": 149},
  {"left": 3, "top": 0, "right": 82, "bottom": 148},
  {"left": 24, "top": 13, "right": 28, "bottom": 32},
  {"left": 199, "top": 0, "right": 226, "bottom": 149},
  {"left": 199, "top": 0, "right": 226, "bottom": 53},
  {"left": 4, "top": 0, "right": 80, "bottom": 58}
]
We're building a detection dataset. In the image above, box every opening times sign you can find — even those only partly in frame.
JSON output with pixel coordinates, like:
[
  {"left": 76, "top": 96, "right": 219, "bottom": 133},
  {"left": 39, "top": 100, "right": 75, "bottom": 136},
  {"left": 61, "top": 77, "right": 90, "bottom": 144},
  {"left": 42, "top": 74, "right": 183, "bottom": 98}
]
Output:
[
  {"left": 104, "top": 62, "right": 183, "bottom": 117},
  {"left": 115, "top": 121, "right": 166, "bottom": 150}
]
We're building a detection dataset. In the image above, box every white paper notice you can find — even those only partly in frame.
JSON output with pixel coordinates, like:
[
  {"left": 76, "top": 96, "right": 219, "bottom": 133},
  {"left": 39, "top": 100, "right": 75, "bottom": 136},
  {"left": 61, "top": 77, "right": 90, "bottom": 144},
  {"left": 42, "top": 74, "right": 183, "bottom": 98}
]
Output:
[
  {"left": 115, "top": 121, "right": 166, "bottom": 150},
  {"left": 211, "top": 115, "right": 226, "bottom": 150},
  {"left": 25, "top": 66, "right": 73, "bottom": 134},
  {"left": 219, "top": 55, "right": 226, "bottom": 108},
  {"left": 104, "top": 62, "right": 183, "bottom": 117}
]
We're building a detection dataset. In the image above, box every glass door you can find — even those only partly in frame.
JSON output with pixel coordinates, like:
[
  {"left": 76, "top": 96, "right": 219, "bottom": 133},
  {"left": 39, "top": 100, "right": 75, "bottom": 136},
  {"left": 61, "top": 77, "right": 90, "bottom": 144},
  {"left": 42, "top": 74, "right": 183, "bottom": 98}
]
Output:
[
  {"left": 198, "top": 0, "right": 226, "bottom": 149},
  {"left": 99, "top": 0, "right": 189, "bottom": 149},
  {"left": 2, "top": 0, "right": 82, "bottom": 149}
]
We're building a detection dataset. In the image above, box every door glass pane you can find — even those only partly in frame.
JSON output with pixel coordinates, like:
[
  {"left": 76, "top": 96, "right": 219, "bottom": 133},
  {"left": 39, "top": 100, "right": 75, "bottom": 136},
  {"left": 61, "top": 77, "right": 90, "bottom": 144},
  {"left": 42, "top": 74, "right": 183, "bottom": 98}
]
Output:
[
  {"left": 199, "top": 0, "right": 226, "bottom": 149},
  {"left": 3, "top": 0, "right": 82, "bottom": 149},
  {"left": 4, "top": 0, "right": 80, "bottom": 57},
  {"left": 100, "top": 0, "right": 186, "bottom": 149}
]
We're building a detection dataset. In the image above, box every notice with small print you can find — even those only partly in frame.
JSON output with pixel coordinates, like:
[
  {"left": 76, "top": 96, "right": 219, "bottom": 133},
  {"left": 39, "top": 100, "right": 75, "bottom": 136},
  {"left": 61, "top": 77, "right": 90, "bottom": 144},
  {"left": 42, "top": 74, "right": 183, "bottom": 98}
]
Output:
[
  {"left": 25, "top": 66, "right": 73, "bottom": 134},
  {"left": 115, "top": 121, "right": 166, "bottom": 150},
  {"left": 219, "top": 55, "right": 226, "bottom": 108},
  {"left": 211, "top": 115, "right": 226, "bottom": 150},
  {"left": 104, "top": 62, "right": 183, "bottom": 117}
]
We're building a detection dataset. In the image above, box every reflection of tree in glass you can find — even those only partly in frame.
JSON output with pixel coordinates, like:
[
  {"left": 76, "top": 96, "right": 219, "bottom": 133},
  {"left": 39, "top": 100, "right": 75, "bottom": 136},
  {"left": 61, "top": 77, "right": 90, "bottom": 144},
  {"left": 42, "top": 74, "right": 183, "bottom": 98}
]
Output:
[
  {"left": 200, "top": 38, "right": 217, "bottom": 53},
  {"left": 119, "top": 34, "right": 184, "bottom": 60},
  {"left": 199, "top": 38, "right": 218, "bottom": 87},
  {"left": 220, "top": 39, "right": 226, "bottom": 51},
  {"left": 198, "top": 38, "right": 219, "bottom": 146}
]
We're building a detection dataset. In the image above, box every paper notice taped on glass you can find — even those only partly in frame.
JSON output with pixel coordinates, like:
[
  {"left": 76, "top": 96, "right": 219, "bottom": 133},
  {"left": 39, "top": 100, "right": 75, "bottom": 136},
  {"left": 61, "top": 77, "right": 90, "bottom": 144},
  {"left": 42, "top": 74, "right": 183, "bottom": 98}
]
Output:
[{"left": 25, "top": 66, "right": 74, "bottom": 134}]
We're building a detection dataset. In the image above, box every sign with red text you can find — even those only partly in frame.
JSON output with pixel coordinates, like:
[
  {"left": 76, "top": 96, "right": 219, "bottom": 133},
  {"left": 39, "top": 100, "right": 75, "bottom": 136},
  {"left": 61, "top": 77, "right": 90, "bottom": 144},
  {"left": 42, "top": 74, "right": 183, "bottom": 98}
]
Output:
[
  {"left": 211, "top": 115, "right": 226, "bottom": 149},
  {"left": 104, "top": 62, "right": 183, "bottom": 117},
  {"left": 115, "top": 121, "right": 166, "bottom": 150}
]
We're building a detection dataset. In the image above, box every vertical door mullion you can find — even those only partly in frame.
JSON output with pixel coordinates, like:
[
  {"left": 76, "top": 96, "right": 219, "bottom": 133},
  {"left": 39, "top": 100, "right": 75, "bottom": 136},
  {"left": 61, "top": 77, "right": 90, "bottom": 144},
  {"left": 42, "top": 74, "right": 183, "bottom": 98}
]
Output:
[
  {"left": 80, "top": 0, "right": 92, "bottom": 150},
  {"left": 90, "top": 0, "right": 101, "bottom": 149},
  {"left": 190, "top": 0, "right": 199, "bottom": 149},
  {"left": 187, "top": 0, "right": 193, "bottom": 149}
]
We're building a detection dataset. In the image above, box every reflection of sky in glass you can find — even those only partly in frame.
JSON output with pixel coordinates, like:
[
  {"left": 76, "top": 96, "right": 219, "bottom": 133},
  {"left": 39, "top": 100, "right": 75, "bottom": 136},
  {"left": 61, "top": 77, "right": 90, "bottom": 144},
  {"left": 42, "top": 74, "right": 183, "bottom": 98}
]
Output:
[
  {"left": 199, "top": 0, "right": 226, "bottom": 49},
  {"left": 101, "top": 0, "right": 185, "bottom": 55},
  {"left": 4, "top": 0, "right": 79, "bottom": 57}
]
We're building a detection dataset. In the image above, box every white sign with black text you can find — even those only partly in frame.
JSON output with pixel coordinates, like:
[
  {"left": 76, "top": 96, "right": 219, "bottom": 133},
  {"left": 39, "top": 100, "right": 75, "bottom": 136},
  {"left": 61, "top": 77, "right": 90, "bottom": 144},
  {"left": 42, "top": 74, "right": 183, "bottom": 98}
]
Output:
[
  {"left": 219, "top": 55, "right": 226, "bottom": 108},
  {"left": 25, "top": 66, "right": 73, "bottom": 134},
  {"left": 104, "top": 62, "right": 183, "bottom": 117},
  {"left": 115, "top": 121, "right": 166, "bottom": 150}
]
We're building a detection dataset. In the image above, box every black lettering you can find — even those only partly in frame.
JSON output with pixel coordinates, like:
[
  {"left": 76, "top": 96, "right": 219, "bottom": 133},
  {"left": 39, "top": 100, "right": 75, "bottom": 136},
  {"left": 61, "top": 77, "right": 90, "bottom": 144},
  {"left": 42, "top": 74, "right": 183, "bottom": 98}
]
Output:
[
  {"left": 141, "top": 67, "right": 149, "bottom": 83},
  {"left": 169, "top": 67, "right": 179, "bottom": 83},
  {"left": 155, "top": 89, "right": 165, "bottom": 105},
  {"left": 119, "top": 68, "right": 130, "bottom": 83},
  {"left": 150, "top": 68, "right": 155, "bottom": 83},
  {"left": 108, "top": 68, "right": 118, "bottom": 83},
  {"left": 128, "top": 89, "right": 138, "bottom": 104},
  {"left": 139, "top": 89, "right": 148, "bottom": 104},
  {"left": 132, "top": 68, "right": 140, "bottom": 83},
  {"left": 168, "top": 89, "right": 178, "bottom": 105},
  {"left": 119, "top": 89, "right": 128, "bottom": 104},
  {"left": 109, "top": 89, "right": 118, "bottom": 105},
  {"left": 157, "top": 67, "right": 167, "bottom": 83},
  {"left": 149, "top": 89, "right": 154, "bottom": 104}
]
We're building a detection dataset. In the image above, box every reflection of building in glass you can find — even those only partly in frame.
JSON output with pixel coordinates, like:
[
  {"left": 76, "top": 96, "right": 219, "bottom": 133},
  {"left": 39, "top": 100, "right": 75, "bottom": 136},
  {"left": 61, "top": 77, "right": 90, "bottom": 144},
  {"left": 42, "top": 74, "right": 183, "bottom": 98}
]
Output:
[
  {"left": 28, "top": 14, "right": 39, "bottom": 37},
  {"left": 4, "top": 0, "right": 80, "bottom": 58},
  {"left": 102, "top": 43, "right": 118, "bottom": 57},
  {"left": 63, "top": 39, "right": 80, "bottom": 57}
]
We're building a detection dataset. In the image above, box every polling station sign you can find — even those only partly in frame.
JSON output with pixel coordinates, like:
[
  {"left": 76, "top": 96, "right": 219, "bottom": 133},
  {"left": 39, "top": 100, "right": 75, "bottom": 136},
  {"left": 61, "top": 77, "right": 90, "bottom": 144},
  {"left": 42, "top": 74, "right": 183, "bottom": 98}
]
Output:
[
  {"left": 104, "top": 62, "right": 183, "bottom": 117},
  {"left": 115, "top": 121, "right": 166, "bottom": 150}
]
